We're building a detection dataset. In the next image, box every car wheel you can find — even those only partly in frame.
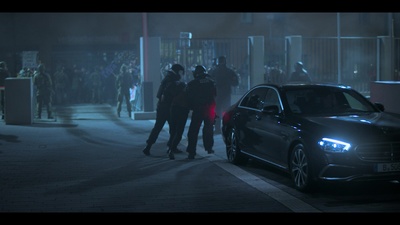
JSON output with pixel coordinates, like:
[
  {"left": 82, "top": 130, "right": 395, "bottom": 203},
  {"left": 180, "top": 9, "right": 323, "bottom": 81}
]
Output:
[
  {"left": 290, "top": 143, "right": 315, "bottom": 192},
  {"left": 226, "top": 127, "right": 247, "bottom": 165}
]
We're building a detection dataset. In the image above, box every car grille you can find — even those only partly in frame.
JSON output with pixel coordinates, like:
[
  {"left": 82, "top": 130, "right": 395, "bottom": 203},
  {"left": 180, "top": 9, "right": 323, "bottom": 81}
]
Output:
[{"left": 355, "top": 142, "right": 400, "bottom": 162}]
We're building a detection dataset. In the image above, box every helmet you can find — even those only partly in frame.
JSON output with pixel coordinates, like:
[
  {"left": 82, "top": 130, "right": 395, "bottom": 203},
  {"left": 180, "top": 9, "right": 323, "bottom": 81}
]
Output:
[
  {"left": 295, "top": 61, "right": 307, "bottom": 74},
  {"left": 171, "top": 64, "right": 184, "bottom": 75},
  {"left": 217, "top": 56, "right": 226, "bottom": 65},
  {"left": 193, "top": 65, "right": 207, "bottom": 78},
  {"left": 295, "top": 61, "right": 304, "bottom": 69},
  {"left": 120, "top": 64, "right": 128, "bottom": 73},
  {"left": 37, "top": 63, "right": 45, "bottom": 72},
  {"left": 211, "top": 58, "right": 217, "bottom": 66}
]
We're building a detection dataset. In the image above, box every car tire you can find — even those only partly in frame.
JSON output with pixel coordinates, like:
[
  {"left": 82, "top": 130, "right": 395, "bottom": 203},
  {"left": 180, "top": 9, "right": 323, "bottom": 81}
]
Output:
[
  {"left": 226, "top": 127, "right": 247, "bottom": 165},
  {"left": 290, "top": 143, "right": 316, "bottom": 192}
]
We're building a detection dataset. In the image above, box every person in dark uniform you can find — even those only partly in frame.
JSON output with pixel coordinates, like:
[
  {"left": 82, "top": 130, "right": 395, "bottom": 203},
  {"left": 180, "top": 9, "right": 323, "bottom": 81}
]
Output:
[
  {"left": 207, "top": 57, "right": 217, "bottom": 75},
  {"left": 90, "top": 65, "right": 103, "bottom": 104},
  {"left": 268, "top": 62, "right": 285, "bottom": 85},
  {"left": 209, "top": 56, "right": 239, "bottom": 134},
  {"left": 288, "top": 61, "right": 312, "bottom": 82},
  {"left": 0, "top": 61, "right": 10, "bottom": 120},
  {"left": 53, "top": 66, "right": 69, "bottom": 105},
  {"left": 166, "top": 79, "right": 190, "bottom": 160},
  {"left": 185, "top": 65, "right": 217, "bottom": 159},
  {"left": 33, "top": 63, "right": 54, "bottom": 119},
  {"left": 115, "top": 64, "right": 133, "bottom": 118},
  {"left": 142, "top": 64, "right": 185, "bottom": 156}
]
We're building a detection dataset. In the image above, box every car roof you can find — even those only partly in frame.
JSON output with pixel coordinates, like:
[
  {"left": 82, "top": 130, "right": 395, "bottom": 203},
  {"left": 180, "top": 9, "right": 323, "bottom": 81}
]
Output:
[{"left": 254, "top": 82, "right": 352, "bottom": 90}]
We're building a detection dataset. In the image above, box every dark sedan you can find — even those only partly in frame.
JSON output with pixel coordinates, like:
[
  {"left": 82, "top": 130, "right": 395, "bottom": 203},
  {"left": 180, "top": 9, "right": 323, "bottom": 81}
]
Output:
[{"left": 221, "top": 83, "right": 400, "bottom": 192}]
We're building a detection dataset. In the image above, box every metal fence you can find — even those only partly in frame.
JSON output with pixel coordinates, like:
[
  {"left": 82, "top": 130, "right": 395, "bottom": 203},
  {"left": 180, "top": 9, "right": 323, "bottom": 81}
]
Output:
[
  {"left": 160, "top": 38, "right": 248, "bottom": 82},
  {"left": 161, "top": 37, "right": 400, "bottom": 97},
  {"left": 303, "top": 37, "right": 378, "bottom": 96}
]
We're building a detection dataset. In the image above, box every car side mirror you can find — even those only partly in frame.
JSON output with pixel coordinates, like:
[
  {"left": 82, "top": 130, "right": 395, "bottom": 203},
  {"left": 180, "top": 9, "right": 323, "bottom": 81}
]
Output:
[
  {"left": 374, "top": 102, "right": 385, "bottom": 112},
  {"left": 262, "top": 105, "right": 279, "bottom": 114}
]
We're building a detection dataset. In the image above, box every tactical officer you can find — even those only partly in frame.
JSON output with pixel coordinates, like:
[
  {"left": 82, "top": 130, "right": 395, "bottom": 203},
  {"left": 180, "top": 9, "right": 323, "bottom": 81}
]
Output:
[
  {"left": 209, "top": 56, "right": 239, "bottom": 133},
  {"left": 53, "top": 66, "right": 69, "bottom": 105},
  {"left": 142, "top": 64, "right": 185, "bottom": 156},
  {"left": 207, "top": 58, "right": 217, "bottom": 75},
  {"left": 185, "top": 65, "right": 217, "bottom": 159},
  {"left": 288, "top": 61, "right": 311, "bottom": 82},
  {"left": 115, "top": 64, "right": 133, "bottom": 118},
  {"left": 166, "top": 79, "right": 189, "bottom": 160},
  {"left": 33, "top": 63, "right": 54, "bottom": 119},
  {"left": 268, "top": 62, "right": 285, "bottom": 85},
  {"left": 90, "top": 66, "right": 103, "bottom": 104}
]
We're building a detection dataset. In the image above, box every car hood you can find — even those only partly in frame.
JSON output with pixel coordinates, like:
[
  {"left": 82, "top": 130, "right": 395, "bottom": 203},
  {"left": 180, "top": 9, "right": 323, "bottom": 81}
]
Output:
[{"left": 299, "top": 112, "right": 400, "bottom": 142}]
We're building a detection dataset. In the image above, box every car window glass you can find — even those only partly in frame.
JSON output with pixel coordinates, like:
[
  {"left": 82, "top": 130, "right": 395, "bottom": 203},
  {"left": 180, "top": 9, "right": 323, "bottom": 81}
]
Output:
[
  {"left": 240, "top": 87, "right": 268, "bottom": 110},
  {"left": 286, "top": 87, "right": 375, "bottom": 114},
  {"left": 286, "top": 91, "right": 301, "bottom": 113},
  {"left": 287, "top": 89, "right": 316, "bottom": 114},
  {"left": 343, "top": 92, "right": 369, "bottom": 111},
  {"left": 263, "top": 89, "right": 281, "bottom": 112}
]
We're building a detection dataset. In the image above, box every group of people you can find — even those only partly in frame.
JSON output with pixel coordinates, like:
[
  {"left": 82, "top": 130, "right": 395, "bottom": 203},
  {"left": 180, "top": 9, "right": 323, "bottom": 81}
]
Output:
[
  {"left": 39, "top": 61, "right": 142, "bottom": 120},
  {"left": 114, "top": 62, "right": 143, "bottom": 118},
  {"left": 0, "top": 61, "right": 55, "bottom": 120},
  {"left": 142, "top": 56, "right": 240, "bottom": 160},
  {"left": 1, "top": 58, "right": 142, "bottom": 121},
  {"left": 266, "top": 61, "right": 312, "bottom": 84},
  {"left": 2, "top": 57, "right": 310, "bottom": 160}
]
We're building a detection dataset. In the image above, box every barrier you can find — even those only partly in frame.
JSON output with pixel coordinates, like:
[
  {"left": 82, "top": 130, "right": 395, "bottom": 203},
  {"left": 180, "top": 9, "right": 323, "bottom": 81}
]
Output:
[
  {"left": 370, "top": 81, "right": 400, "bottom": 114},
  {"left": 4, "top": 77, "right": 34, "bottom": 125}
]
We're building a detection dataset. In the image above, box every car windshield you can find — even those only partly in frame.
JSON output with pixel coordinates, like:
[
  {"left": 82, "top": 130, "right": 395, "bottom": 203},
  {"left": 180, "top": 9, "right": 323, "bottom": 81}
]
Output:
[{"left": 284, "top": 86, "right": 377, "bottom": 115}]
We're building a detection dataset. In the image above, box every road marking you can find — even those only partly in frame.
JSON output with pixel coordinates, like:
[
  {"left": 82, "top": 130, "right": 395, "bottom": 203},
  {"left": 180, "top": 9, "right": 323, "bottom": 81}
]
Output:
[
  {"left": 208, "top": 155, "right": 321, "bottom": 212},
  {"left": 154, "top": 119, "right": 321, "bottom": 212}
]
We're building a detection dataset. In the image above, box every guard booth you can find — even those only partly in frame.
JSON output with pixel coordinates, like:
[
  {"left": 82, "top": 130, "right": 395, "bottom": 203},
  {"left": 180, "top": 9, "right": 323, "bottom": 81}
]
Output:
[{"left": 4, "top": 77, "right": 34, "bottom": 125}]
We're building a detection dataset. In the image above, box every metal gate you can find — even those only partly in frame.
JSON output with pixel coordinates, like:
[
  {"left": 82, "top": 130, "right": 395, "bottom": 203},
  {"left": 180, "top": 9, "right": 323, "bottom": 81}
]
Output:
[{"left": 159, "top": 36, "right": 396, "bottom": 96}]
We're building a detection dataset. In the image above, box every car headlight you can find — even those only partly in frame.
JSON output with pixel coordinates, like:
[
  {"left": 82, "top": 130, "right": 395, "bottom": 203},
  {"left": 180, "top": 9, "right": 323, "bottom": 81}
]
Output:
[{"left": 318, "top": 138, "right": 351, "bottom": 153}]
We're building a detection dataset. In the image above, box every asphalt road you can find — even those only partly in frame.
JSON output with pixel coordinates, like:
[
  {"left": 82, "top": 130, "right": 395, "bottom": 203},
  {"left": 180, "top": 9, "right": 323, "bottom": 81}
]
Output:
[{"left": 1, "top": 104, "right": 399, "bottom": 215}]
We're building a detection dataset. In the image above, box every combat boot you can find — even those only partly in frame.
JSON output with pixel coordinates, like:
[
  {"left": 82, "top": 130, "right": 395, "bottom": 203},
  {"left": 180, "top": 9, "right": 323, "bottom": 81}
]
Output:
[
  {"left": 48, "top": 112, "right": 54, "bottom": 119},
  {"left": 187, "top": 153, "right": 195, "bottom": 160},
  {"left": 142, "top": 144, "right": 152, "bottom": 156},
  {"left": 128, "top": 111, "right": 132, "bottom": 118},
  {"left": 167, "top": 148, "right": 175, "bottom": 160}
]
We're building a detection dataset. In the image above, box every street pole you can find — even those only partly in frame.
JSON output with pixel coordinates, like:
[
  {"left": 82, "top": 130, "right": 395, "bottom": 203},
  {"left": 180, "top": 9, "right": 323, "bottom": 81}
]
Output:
[{"left": 337, "top": 13, "right": 341, "bottom": 84}]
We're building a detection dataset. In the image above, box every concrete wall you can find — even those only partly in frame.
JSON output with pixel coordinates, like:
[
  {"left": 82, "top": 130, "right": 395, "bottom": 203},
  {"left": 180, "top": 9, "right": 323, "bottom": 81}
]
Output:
[{"left": 370, "top": 81, "right": 400, "bottom": 114}]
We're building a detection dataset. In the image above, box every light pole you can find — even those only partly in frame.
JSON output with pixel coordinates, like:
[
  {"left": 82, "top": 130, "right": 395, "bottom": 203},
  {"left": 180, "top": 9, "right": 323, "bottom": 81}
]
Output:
[
  {"left": 179, "top": 32, "right": 192, "bottom": 82},
  {"left": 266, "top": 13, "right": 274, "bottom": 39},
  {"left": 337, "top": 13, "right": 341, "bottom": 84}
]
